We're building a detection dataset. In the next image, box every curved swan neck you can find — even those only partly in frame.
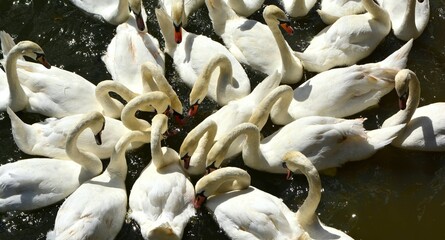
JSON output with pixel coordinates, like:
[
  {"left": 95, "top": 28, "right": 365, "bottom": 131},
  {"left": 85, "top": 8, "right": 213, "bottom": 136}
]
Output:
[
  {"left": 206, "top": 0, "right": 239, "bottom": 36},
  {"left": 155, "top": 8, "right": 177, "bottom": 55},
  {"left": 95, "top": 80, "right": 138, "bottom": 118},
  {"left": 283, "top": 152, "right": 322, "bottom": 226},
  {"left": 5, "top": 45, "right": 28, "bottom": 111},
  {"left": 208, "top": 123, "right": 261, "bottom": 168},
  {"left": 190, "top": 55, "right": 234, "bottom": 105},
  {"left": 180, "top": 120, "right": 217, "bottom": 157},
  {"left": 249, "top": 85, "right": 293, "bottom": 129},
  {"left": 195, "top": 167, "right": 251, "bottom": 197},
  {"left": 363, "top": 0, "right": 389, "bottom": 22},
  {"left": 108, "top": 130, "right": 150, "bottom": 179},
  {"left": 150, "top": 114, "right": 169, "bottom": 169},
  {"left": 120, "top": 92, "right": 170, "bottom": 131},
  {"left": 65, "top": 112, "right": 104, "bottom": 174},
  {"left": 141, "top": 63, "right": 183, "bottom": 113},
  {"left": 110, "top": 0, "right": 131, "bottom": 25}
]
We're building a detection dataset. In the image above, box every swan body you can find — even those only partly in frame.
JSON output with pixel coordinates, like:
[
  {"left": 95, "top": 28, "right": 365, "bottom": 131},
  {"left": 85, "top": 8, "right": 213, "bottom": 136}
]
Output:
[
  {"left": 68, "top": 0, "right": 147, "bottom": 31},
  {"left": 282, "top": 0, "right": 317, "bottom": 18},
  {"left": 208, "top": 117, "right": 405, "bottom": 173},
  {"left": 382, "top": 69, "right": 445, "bottom": 151},
  {"left": 47, "top": 130, "right": 150, "bottom": 240},
  {"left": 129, "top": 114, "right": 195, "bottom": 239},
  {"left": 179, "top": 71, "right": 281, "bottom": 173},
  {"left": 377, "top": 0, "right": 430, "bottom": 41},
  {"left": 102, "top": 23, "right": 165, "bottom": 94},
  {"left": 0, "top": 32, "right": 134, "bottom": 118},
  {"left": 8, "top": 91, "right": 170, "bottom": 159},
  {"left": 270, "top": 39, "right": 414, "bottom": 125},
  {"left": 223, "top": 0, "right": 264, "bottom": 17},
  {"left": 295, "top": 0, "right": 391, "bottom": 73},
  {"left": 155, "top": 7, "right": 251, "bottom": 105},
  {"left": 282, "top": 151, "right": 354, "bottom": 239},
  {"left": 0, "top": 111, "right": 104, "bottom": 212},
  {"left": 193, "top": 167, "right": 306, "bottom": 239},
  {"left": 317, "top": 0, "right": 366, "bottom": 25},
  {"left": 205, "top": 2, "right": 303, "bottom": 84}
]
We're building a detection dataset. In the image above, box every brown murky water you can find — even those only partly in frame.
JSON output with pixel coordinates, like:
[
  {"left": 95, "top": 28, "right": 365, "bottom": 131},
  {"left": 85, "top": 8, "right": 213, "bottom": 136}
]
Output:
[{"left": 1, "top": 0, "right": 445, "bottom": 239}]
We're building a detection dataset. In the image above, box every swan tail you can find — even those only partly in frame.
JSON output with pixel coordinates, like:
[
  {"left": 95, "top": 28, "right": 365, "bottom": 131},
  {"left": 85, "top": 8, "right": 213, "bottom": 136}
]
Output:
[
  {"left": 378, "top": 39, "right": 413, "bottom": 70},
  {"left": 366, "top": 124, "right": 406, "bottom": 150},
  {"left": 6, "top": 107, "right": 35, "bottom": 155},
  {"left": 141, "top": 221, "right": 180, "bottom": 240},
  {"left": 0, "top": 30, "right": 16, "bottom": 57},
  {"left": 155, "top": 8, "right": 176, "bottom": 55}
]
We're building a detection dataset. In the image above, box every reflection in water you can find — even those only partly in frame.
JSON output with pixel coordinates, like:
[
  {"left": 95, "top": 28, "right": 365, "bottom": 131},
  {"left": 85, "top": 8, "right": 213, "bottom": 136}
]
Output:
[{"left": 1, "top": 0, "right": 445, "bottom": 239}]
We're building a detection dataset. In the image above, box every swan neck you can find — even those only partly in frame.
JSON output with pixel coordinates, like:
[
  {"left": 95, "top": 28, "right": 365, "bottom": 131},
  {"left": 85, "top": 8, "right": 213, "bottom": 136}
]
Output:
[
  {"left": 403, "top": 0, "right": 417, "bottom": 28},
  {"left": 150, "top": 116, "right": 167, "bottom": 169},
  {"left": 250, "top": 85, "right": 293, "bottom": 129},
  {"left": 5, "top": 50, "right": 28, "bottom": 110},
  {"left": 197, "top": 168, "right": 251, "bottom": 197},
  {"left": 363, "top": 0, "right": 389, "bottom": 22},
  {"left": 206, "top": 0, "right": 238, "bottom": 36},
  {"left": 211, "top": 57, "right": 234, "bottom": 104},
  {"left": 95, "top": 81, "right": 137, "bottom": 118},
  {"left": 112, "top": 0, "right": 130, "bottom": 24},
  {"left": 296, "top": 166, "right": 322, "bottom": 226},
  {"left": 181, "top": 120, "right": 217, "bottom": 156},
  {"left": 155, "top": 8, "right": 176, "bottom": 54}
]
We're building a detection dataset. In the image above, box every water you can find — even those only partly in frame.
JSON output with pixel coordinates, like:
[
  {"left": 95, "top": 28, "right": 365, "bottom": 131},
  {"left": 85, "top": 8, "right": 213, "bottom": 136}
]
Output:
[{"left": 1, "top": 0, "right": 445, "bottom": 239}]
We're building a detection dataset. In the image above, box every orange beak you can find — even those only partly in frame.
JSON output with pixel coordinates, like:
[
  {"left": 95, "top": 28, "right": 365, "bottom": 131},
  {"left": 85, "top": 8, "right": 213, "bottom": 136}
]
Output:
[
  {"left": 188, "top": 103, "right": 199, "bottom": 117},
  {"left": 280, "top": 21, "right": 294, "bottom": 36},
  {"left": 36, "top": 55, "right": 51, "bottom": 69},
  {"left": 174, "top": 23, "right": 182, "bottom": 44}
]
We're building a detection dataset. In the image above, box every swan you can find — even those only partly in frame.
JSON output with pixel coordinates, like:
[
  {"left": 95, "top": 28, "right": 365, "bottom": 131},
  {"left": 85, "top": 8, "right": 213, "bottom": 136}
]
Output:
[
  {"left": 193, "top": 167, "right": 306, "bottom": 239},
  {"left": 282, "top": 151, "right": 354, "bottom": 239},
  {"left": 382, "top": 69, "right": 445, "bottom": 151},
  {"left": 207, "top": 117, "right": 405, "bottom": 173},
  {"left": 68, "top": 0, "right": 146, "bottom": 31},
  {"left": 270, "top": 39, "right": 414, "bottom": 125},
  {"left": 295, "top": 0, "right": 391, "bottom": 73},
  {"left": 0, "top": 32, "right": 135, "bottom": 118},
  {"left": 128, "top": 114, "right": 195, "bottom": 239},
  {"left": 281, "top": 0, "right": 317, "bottom": 18},
  {"left": 376, "top": 0, "right": 430, "bottom": 41},
  {"left": 102, "top": 23, "right": 165, "bottom": 94},
  {"left": 223, "top": 0, "right": 264, "bottom": 17},
  {"left": 205, "top": 2, "right": 303, "bottom": 84},
  {"left": 188, "top": 53, "right": 251, "bottom": 111},
  {"left": 0, "top": 111, "right": 104, "bottom": 212},
  {"left": 7, "top": 91, "right": 170, "bottom": 159},
  {"left": 179, "top": 71, "right": 283, "bottom": 173},
  {"left": 155, "top": 7, "right": 251, "bottom": 108},
  {"left": 46, "top": 130, "right": 150, "bottom": 240},
  {"left": 317, "top": 0, "right": 366, "bottom": 25}
]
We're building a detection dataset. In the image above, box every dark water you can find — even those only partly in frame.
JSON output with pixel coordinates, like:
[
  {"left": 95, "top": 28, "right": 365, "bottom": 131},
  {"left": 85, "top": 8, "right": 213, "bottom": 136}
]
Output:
[{"left": 1, "top": 0, "right": 445, "bottom": 239}]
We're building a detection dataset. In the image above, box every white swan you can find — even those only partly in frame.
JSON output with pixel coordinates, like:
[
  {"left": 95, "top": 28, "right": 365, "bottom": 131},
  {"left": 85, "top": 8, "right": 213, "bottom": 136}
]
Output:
[
  {"left": 317, "top": 0, "right": 366, "bottom": 25},
  {"left": 68, "top": 0, "right": 147, "bottom": 31},
  {"left": 270, "top": 39, "right": 413, "bottom": 125},
  {"left": 102, "top": 23, "right": 165, "bottom": 94},
  {"left": 7, "top": 91, "right": 170, "bottom": 159},
  {"left": 179, "top": 71, "right": 282, "bottom": 173},
  {"left": 155, "top": 7, "right": 251, "bottom": 107},
  {"left": 193, "top": 167, "right": 306, "bottom": 239},
  {"left": 376, "top": 0, "right": 430, "bottom": 41},
  {"left": 188, "top": 53, "right": 251, "bottom": 111},
  {"left": 0, "top": 111, "right": 104, "bottom": 212},
  {"left": 282, "top": 0, "right": 317, "bottom": 18},
  {"left": 205, "top": 2, "right": 303, "bottom": 84},
  {"left": 46, "top": 130, "right": 150, "bottom": 240},
  {"left": 129, "top": 114, "right": 195, "bottom": 239},
  {"left": 295, "top": 0, "right": 391, "bottom": 73},
  {"left": 223, "top": 0, "right": 264, "bottom": 17},
  {"left": 207, "top": 117, "right": 405, "bottom": 173},
  {"left": 282, "top": 151, "right": 354, "bottom": 239},
  {"left": 0, "top": 32, "right": 134, "bottom": 118},
  {"left": 382, "top": 69, "right": 445, "bottom": 151}
]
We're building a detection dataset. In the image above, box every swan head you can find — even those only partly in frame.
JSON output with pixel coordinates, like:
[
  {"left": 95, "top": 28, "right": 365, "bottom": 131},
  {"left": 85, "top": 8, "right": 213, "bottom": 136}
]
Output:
[
  {"left": 171, "top": 0, "right": 185, "bottom": 43},
  {"left": 394, "top": 69, "right": 417, "bottom": 110},
  {"left": 282, "top": 151, "right": 317, "bottom": 180},
  {"left": 128, "top": 0, "right": 146, "bottom": 31},
  {"left": 263, "top": 5, "right": 294, "bottom": 35},
  {"left": 194, "top": 167, "right": 251, "bottom": 208},
  {"left": 14, "top": 41, "right": 51, "bottom": 69}
]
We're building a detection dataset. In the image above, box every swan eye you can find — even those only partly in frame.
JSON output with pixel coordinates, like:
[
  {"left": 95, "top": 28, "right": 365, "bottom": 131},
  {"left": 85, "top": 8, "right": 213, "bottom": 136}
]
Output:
[{"left": 282, "top": 162, "right": 288, "bottom": 169}]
